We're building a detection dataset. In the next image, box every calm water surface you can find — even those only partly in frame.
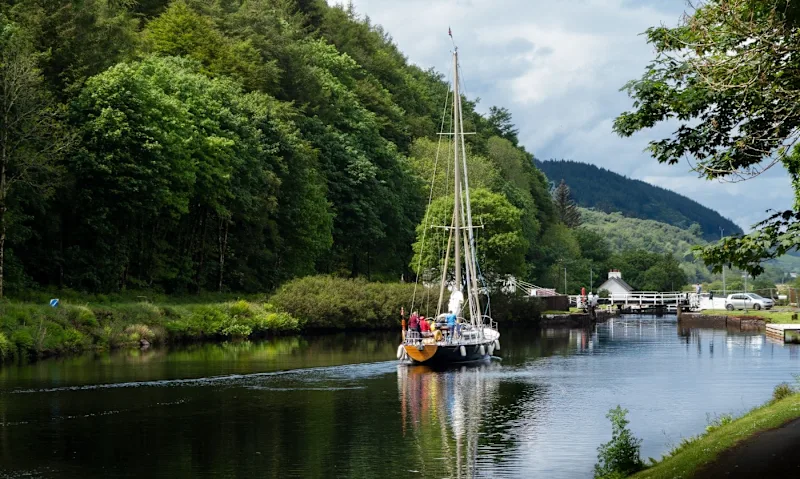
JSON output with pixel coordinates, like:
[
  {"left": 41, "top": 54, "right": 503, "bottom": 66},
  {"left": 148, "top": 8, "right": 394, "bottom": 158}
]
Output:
[{"left": 1, "top": 316, "right": 799, "bottom": 478}]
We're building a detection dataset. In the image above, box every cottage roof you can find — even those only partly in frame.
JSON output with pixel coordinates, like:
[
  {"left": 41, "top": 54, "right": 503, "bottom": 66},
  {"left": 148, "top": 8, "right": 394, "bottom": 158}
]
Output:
[{"left": 598, "top": 277, "right": 634, "bottom": 292}]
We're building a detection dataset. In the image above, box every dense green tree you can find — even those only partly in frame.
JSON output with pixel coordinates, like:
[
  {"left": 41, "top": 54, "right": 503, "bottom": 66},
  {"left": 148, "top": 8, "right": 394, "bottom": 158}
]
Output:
[
  {"left": 411, "top": 188, "right": 528, "bottom": 280},
  {"left": 143, "top": 1, "right": 278, "bottom": 92},
  {"left": 65, "top": 55, "right": 331, "bottom": 292},
  {"left": 407, "top": 137, "right": 502, "bottom": 200},
  {"left": 609, "top": 250, "right": 688, "bottom": 291},
  {"left": 614, "top": 0, "right": 800, "bottom": 275},
  {"left": 0, "top": 17, "right": 72, "bottom": 296},
  {"left": 0, "top": 0, "right": 580, "bottom": 295},
  {"left": 553, "top": 180, "right": 581, "bottom": 228},
  {"left": 487, "top": 106, "right": 519, "bottom": 146},
  {"left": 641, "top": 254, "right": 687, "bottom": 292},
  {"left": 537, "top": 223, "right": 581, "bottom": 289},
  {"left": 10, "top": 0, "right": 139, "bottom": 98}
]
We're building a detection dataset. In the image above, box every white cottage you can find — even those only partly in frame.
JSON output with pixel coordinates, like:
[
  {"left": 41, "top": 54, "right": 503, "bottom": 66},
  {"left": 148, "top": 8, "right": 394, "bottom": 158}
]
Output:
[{"left": 598, "top": 270, "right": 634, "bottom": 295}]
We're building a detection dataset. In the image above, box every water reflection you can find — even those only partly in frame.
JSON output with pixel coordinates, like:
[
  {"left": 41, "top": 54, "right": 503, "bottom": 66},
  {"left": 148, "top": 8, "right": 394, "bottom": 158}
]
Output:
[
  {"left": 397, "top": 364, "right": 501, "bottom": 478},
  {"left": 3, "top": 319, "right": 800, "bottom": 478}
]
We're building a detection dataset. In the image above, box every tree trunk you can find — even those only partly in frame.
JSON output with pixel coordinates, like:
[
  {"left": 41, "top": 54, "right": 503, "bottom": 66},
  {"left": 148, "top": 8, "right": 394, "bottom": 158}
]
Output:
[
  {"left": 195, "top": 209, "right": 208, "bottom": 290},
  {"left": 0, "top": 120, "right": 7, "bottom": 299},
  {"left": 218, "top": 215, "right": 229, "bottom": 292}
]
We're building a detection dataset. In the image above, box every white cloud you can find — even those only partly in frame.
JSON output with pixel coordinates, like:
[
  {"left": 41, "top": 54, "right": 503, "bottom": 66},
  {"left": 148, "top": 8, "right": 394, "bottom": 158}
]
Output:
[{"left": 335, "top": 0, "right": 795, "bottom": 232}]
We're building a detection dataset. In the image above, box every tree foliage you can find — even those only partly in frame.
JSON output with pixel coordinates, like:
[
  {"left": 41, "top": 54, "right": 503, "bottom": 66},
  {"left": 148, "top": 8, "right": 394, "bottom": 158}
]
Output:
[
  {"left": 0, "top": 15, "right": 72, "bottom": 296},
  {"left": 411, "top": 188, "right": 528, "bottom": 280},
  {"left": 553, "top": 180, "right": 581, "bottom": 228},
  {"left": 0, "top": 0, "right": 638, "bottom": 296},
  {"left": 594, "top": 406, "right": 644, "bottom": 479},
  {"left": 614, "top": 0, "right": 800, "bottom": 275}
]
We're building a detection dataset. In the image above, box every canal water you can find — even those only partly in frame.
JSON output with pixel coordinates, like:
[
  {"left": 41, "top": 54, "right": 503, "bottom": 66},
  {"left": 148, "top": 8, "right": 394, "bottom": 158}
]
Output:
[{"left": 1, "top": 316, "right": 799, "bottom": 478}]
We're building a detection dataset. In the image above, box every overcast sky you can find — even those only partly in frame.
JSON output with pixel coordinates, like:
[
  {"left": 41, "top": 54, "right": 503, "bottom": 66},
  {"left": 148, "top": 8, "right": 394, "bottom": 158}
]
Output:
[{"left": 334, "top": 0, "right": 794, "bottom": 232}]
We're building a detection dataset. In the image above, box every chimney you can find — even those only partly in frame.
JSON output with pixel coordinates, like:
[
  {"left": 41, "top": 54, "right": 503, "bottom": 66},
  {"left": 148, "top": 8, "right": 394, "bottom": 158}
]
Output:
[{"left": 608, "top": 269, "right": 622, "bottom": 279}]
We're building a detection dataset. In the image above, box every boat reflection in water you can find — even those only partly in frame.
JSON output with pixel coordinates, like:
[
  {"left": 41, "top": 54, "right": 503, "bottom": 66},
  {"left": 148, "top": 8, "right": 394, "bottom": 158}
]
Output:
[{"left": 397, "top": 363, "right": 501, "bottom": 478}]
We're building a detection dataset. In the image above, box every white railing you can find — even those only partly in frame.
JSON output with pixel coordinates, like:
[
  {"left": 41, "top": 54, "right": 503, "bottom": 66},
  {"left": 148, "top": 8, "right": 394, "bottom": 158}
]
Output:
[{"left": 607, "top": 292, "right": 690, "bottom": 306}]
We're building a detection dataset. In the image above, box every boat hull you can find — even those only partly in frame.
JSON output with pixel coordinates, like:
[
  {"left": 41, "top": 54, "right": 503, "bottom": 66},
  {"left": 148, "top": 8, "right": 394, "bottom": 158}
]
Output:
[{"left": 403, "top": 341, "right": 494, "bottom": 365}]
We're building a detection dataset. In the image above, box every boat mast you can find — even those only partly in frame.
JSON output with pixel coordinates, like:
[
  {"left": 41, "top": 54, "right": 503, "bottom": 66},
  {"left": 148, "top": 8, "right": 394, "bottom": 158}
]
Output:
[
  {"left": 455, "top": 67, "right": 482, "bottom": 329},
  {"left": 452, "top": 51, "right": 462, "bottom": 299}
]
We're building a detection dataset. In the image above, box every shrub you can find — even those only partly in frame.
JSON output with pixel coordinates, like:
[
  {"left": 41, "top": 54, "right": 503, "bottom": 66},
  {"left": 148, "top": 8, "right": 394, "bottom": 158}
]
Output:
[
  {"left": 220, "top": 323, "right": 252, "bottom": 338},
  {"left": 68, "top": 305, "right": 98, "bottom": 328},
  {"left": 0, "top": 332, "right": 13, "bottom": 361},
  {"left": 62, "top": 328, "right": 88, "bottom": 352},
  {"left": 11, "top": 328, "right": 35, "bottom": 355},
  {"left": 773, "top": 383, "right": 794, "bottom": 402},
  {"left": 228, "top": 300, "right": 251, "bottom": 318},
  {"left": 124, "top": 324, "right": 156, "bottom": 343},
  {"left": 594, "top": 406, "right": 644, "bottom": 479},
  {"left": 271, "top": 276, "right": 436, "bottom": 329}
]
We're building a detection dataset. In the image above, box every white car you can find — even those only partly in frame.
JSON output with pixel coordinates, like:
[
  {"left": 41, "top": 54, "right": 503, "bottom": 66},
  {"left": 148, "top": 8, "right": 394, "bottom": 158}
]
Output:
[{"left": 725, "top": 293, "right": 774, "bottom": 311}]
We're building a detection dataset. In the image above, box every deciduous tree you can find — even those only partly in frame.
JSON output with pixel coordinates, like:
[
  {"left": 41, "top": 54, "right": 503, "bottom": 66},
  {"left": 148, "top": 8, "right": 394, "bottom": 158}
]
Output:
[
  {"left": 615, "top": 0, "right": 800, "bottom": 275},
  {"left": 0, "top": 18, "right": 71, "bottom": 297}
]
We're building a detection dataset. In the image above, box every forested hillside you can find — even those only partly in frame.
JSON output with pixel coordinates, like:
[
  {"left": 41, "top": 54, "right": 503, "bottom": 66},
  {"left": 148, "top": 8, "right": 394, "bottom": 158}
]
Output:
[
  {"left": 580, "top": 209, "right": 704, "bottom": 259},
  {"left": 536, "top": 160, "right": 742, "bottom": 241},
  {"left": 0, "top": 0, "right": 580, "bottom": 295}
]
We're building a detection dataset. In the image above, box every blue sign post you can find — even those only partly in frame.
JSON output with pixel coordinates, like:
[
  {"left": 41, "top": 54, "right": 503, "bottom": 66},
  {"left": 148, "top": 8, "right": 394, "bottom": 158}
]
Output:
[{"left": 49, "top": 298, "right": 59, "bottom": 308}]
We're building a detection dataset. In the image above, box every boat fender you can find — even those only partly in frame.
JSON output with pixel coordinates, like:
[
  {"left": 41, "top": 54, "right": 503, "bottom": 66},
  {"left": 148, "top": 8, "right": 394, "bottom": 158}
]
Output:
[
  {"left": 488, "top": 344, "right": 494, "bottom": 356},
  {"left": 479, "top": 345, "right": 486, "bottom": 356},
  {"left": 460, "top": 346, "right": 466, "bottom": 357},
  {"left": 494, "top": 340, "right": 500, "bottom": 351},
  {"left": 397, "top": 345, "right": 404, "bottom": 359}
]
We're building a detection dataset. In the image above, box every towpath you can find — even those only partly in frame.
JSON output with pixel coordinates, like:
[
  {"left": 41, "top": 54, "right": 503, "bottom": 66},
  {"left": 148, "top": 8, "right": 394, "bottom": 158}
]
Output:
[{"left": 697, "top": 418, "right": 800, "bottom": 477}]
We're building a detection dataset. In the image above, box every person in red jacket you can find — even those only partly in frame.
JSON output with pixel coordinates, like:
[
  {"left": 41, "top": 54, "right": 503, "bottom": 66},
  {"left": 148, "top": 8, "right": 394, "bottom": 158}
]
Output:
[
  {"left": 408, "top": 312, "right": 420, "bottom": 334},
  {"left": 420, "top": 316, "right": 431, "bottom": 335}
]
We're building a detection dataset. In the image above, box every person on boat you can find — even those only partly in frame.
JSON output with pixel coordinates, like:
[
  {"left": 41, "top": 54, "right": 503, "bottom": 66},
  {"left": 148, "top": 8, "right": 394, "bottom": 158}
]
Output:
[
  {"left": 446, "top": 311, "right": 457, "bottom": 342},
  {"left": 420, "top": 316, "right": 431, "bottom": 335},
  {"left": 409, "top": 312, "right": 420, "bottom": 334}
]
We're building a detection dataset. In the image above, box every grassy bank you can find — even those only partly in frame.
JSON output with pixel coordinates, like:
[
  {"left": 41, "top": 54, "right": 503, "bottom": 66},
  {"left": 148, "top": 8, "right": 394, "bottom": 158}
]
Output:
[
  {"left": 632, "top": 391, "right": 800, "bottom": 479},
  {"left": 699, "top": 309, "right": 799, "bottom": 323},
  {"left": 0, "top": 275, "right": 547, "bottom": 364},
  {"left": 0, "top": 300, "right": 298, "bottom": 363}
]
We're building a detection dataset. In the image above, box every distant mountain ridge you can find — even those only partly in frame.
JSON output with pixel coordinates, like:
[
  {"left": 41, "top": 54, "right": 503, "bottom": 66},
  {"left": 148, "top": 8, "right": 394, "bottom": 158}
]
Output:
[{"left": 535, "top": 159, "right": 743, "bottom": 241}]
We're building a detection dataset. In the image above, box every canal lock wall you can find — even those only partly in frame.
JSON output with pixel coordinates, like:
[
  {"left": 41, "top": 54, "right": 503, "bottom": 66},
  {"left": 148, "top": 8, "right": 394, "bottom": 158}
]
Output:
[{"left": 679, "top": 312, "right": 765, "bottom": 332}]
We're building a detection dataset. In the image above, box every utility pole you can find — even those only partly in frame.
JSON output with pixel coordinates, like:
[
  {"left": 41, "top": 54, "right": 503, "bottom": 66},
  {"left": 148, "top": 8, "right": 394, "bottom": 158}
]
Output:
[
  {"left": 564, "top": 265, "right": 567, "bottom": 295},
  {"left": 590, "top": 268, "right": 593, "bottom": 294},
  {"left": 720, "top": 227, "right": 726, "bottom": 296}
]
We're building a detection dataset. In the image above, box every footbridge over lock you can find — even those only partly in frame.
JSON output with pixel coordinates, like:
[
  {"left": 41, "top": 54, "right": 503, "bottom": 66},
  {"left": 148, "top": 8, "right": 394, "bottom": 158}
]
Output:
[{"left": 570, "top": 292, "right": 698, "bottom": 314}]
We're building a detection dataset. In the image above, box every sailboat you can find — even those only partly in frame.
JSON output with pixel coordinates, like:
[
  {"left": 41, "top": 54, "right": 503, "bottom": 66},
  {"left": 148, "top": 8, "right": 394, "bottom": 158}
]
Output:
[{"left": 398, "top": 43, "right": 500, "bottom": 365}]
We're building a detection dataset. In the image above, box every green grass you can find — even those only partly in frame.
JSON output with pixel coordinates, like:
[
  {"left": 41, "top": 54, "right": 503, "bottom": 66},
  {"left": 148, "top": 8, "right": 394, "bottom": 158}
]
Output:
[
  {"left": 633, "top": 392, "right": 800, "bottom": 479},
  {"left": 542, "top": 308, "right": 584, "bottom": 315},
  {"left": 0, "top": 299, "right": 299, "bottom": 362},
  {"left": 700, "top": 309, "right": 800, "bottom": 323}
]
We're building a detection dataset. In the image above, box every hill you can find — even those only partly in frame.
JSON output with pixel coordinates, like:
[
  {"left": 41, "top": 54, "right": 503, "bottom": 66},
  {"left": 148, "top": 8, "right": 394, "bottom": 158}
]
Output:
[
  {"left": 536, "top": 160, "right": 743, "bottom": 241},
  {"left": 579, "top": 208, "right": 705, "bottom": 259}
]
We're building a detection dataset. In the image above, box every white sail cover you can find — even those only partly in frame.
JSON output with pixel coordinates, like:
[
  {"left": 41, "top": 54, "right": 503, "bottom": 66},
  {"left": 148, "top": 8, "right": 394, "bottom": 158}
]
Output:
[{"left": 448, "top": 290, "right": 464, "bottom": 314}]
